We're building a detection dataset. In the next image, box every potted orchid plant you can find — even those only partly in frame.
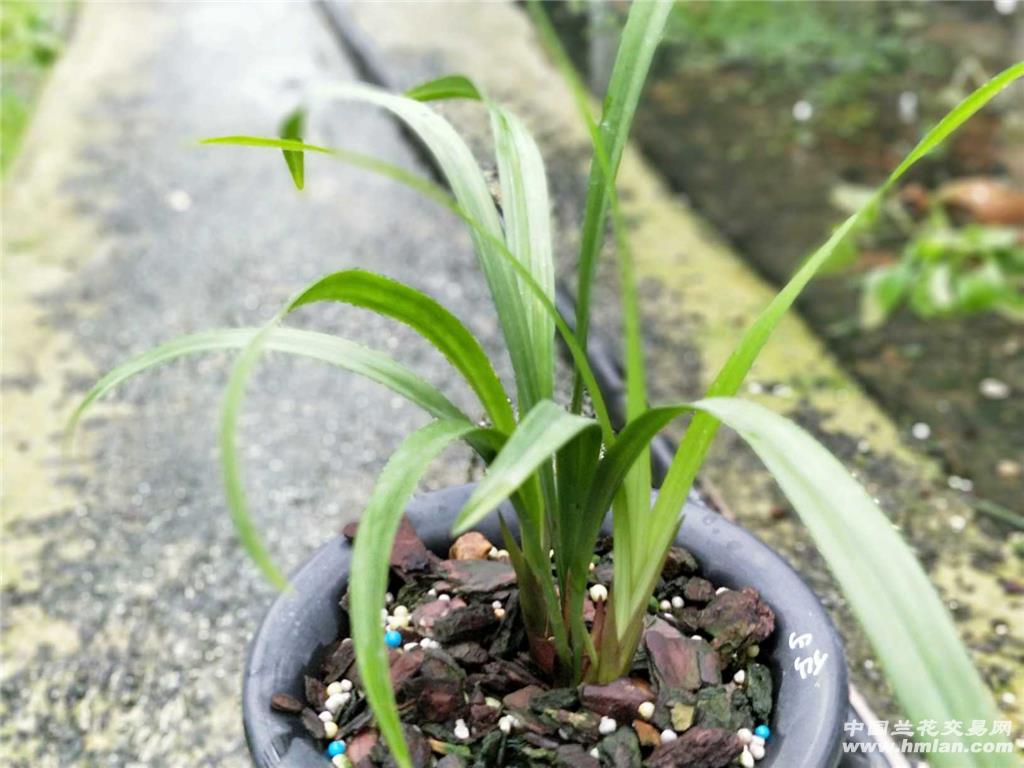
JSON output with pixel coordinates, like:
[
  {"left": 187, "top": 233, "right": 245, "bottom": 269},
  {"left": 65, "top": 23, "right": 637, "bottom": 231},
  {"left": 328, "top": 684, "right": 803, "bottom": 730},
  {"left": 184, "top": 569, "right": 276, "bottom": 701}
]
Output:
[{"left": 71, "top": 3, "right": 1021, "bottom": 767}]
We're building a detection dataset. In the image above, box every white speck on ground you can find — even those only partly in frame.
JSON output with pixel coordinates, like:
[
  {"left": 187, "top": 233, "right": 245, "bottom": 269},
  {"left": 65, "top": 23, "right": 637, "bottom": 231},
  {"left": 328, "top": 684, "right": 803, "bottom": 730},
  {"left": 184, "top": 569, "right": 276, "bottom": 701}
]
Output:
[
  {"left": 792, "top": 100, "right": 813, "bottom": 122},
  {"left": 979, "top": 377, "right": 1010, "bottom": 400}
]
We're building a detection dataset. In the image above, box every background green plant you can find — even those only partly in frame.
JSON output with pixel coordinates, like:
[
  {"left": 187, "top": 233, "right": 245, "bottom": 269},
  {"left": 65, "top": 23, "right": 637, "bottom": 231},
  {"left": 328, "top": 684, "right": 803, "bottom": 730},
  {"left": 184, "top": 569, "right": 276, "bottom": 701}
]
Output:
[
  {"left": 664, "top": 0, "right": 943, "bottom": 128},
  {"left": 1, "top": 0, "right": 68, "bottom": 174},
  {"left": 860, "top": 209, "right": 1024, "bottom": 327},
  {"left": 70, "top": 2, "right": 1023, "bottom": 765}
]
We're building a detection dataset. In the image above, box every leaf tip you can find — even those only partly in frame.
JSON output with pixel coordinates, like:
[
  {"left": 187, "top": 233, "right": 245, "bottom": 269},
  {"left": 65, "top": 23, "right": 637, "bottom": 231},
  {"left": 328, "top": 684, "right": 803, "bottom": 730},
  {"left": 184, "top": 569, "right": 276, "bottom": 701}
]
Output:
[{"left": 279, "top": 107, "right": 307, "bottom": 190}]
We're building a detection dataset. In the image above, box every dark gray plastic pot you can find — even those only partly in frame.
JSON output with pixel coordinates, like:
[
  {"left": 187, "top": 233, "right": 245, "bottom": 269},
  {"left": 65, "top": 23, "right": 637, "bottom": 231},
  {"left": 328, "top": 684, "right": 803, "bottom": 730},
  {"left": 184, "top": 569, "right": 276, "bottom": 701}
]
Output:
[{"left": 243, "top": 485, "right": 848, "bottom": 767}]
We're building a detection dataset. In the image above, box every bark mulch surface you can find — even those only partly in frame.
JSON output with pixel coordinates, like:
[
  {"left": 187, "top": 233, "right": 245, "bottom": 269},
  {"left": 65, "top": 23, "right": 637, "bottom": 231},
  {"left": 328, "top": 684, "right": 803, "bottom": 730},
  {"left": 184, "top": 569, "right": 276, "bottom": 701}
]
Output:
[{"left": 272, "top": 518, "right": 777, "bottom": 767}]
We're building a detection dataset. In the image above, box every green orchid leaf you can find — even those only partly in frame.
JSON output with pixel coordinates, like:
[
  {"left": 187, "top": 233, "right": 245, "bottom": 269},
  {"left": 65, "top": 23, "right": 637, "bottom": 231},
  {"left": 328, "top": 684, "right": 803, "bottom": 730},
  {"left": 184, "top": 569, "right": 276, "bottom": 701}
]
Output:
[
  {"left": 315, "top": 81, "right": 544, "bottom": 413},
  {"left": 65, "top": 327, "right": 467, "bottom": 444},
  {"left": 351, "top": 418, "right": 489, "bottom": 768},
  {"left": 694, "top": 397, "right": 1013, "bottom": 767},
  {"left": 215, "top": 265, "right": 516, "bottom": 590},
  {"left": 454, "top": 401, "right": 599, "bottom": 534},
  {"left": 405, "top": 74, "right": 482, "bottom": 102},
  {"left": 279, "top": 107, "right": 306, "bottom": 189},
  {"left": 528, "top": 0, "right": 671, "bottom": 612},
  {"left": 489, "top": 104, "right": 556, "bottom": 407},
  {"left": 527, "top": 0, "right": 671, "bottom": 367},
  {"left": 200, "top": 135, "right": 614, "bottom": 438},
  {"left": 405, "top": 74, "right": 558, "bottom": 410},
  {"left": 289, "top": 269, "right": 515, "bottom": 434}
]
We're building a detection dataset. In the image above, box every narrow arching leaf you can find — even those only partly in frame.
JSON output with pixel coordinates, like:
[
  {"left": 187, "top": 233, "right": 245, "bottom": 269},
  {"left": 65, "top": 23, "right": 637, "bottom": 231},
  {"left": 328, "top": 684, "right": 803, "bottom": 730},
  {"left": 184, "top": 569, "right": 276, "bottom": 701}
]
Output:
[
  {"left": 529, "top": 0, "right": 670, "bottom": 614},
  {"left": 279, "top": 108, "right": 306, "bottom": 189},
  {"left": 213, "top": 274, "right": 483, "bottom": 594},
  {"left": 67, "top": 319, "right": 479, "bottom": 595},
  {"left": 351, "top": 419, "right": 488, "bottom": 768},
  {"left": 288, "top": 269, "right": 515, "bottom": 434},
  {"left": 405, "top": 74, "right": 556, "bottom": 408},
  {"left": 315, "top": 81, "right": 543, "bottom": 413},
  {"left": 527, "top": 0, "right": 671, "bottom": 395},
  {"left": 220, "top": 321, "right": 288, "bottom": 589},
  {"left": 201, "top": 136, "right": 451, "bottom": 207},
  {"left": 214, "top": 265, "right": 516, "bottom": 592},
  {"left": 693, "top": 398, "right": 1013, "bottom": 768},
  {"left": 583, "top": 406, "right": 689, "bottom": 549},
  {"left": 578, "top": 395, "right": 1012, "bottom": 762},
  {"left": 405, "top": 74, "right": 481, "bottom": 102},
  {"left": 201, "top": 135, "right": 615, "bottom": 439},
  {"left": 486, "top": 100, "right": 561, "bottom": 570},
  {"left": 489, "top": 104, "right": 555, "bottom": 406},
  {"left": 646, "top": 61, "right": 1024, "bottom": 598},
  {"left": 455, "top": 401, "right": 599, "bottom": 534},
  {"left": 66, "top": 327, "right": 467, "bottom": 444}
]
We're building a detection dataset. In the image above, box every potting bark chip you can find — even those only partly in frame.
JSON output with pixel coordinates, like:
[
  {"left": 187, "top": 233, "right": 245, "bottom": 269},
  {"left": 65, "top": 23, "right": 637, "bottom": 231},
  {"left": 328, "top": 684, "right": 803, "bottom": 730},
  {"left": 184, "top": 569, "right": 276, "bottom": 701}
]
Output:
[{"left": 271, "top": 519, "right": 777, "bottom": 768}]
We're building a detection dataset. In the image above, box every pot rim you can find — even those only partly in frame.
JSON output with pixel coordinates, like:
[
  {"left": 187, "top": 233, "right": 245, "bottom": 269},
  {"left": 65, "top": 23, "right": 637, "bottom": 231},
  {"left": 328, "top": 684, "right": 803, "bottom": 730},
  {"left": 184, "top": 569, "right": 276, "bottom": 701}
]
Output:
[{"left": 243, "top": 484, "right": 847, "bottom": 767}]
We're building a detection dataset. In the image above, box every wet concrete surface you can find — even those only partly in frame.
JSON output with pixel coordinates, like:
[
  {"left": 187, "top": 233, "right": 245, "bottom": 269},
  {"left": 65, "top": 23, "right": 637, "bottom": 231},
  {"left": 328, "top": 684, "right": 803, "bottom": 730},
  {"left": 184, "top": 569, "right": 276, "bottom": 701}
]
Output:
[{"left": 2, "top": 3, "right": 497, "bottom": 764}]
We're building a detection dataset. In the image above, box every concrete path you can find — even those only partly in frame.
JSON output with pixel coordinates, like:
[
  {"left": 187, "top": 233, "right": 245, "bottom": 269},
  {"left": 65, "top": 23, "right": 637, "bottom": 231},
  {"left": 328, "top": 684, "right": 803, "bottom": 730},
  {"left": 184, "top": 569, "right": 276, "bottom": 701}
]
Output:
[{"left": 2, "top": 3, "right": 495, "bottom": 765}]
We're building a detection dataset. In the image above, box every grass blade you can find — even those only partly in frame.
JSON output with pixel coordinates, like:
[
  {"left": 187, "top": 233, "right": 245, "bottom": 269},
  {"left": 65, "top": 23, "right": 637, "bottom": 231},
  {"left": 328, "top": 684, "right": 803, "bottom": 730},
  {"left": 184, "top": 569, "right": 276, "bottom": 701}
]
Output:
[
  {"left": 202, "top": 135, "right": 615, "bottom": 439},
  {"left": 489, "top": 104, "right": 555, "bottom": 406},
  {"left": 527, "top": 0, "right": 671, "bottom": 406},
  {"left": 455, "top": 400, "right": 599, "bottom": 534},
  {"left": 350, "top": 418, "right": 488, "bottom": 768},
  {"left": 279, "top": 108, "right": 306, "bottom": 189},
  {"left": 404, "top": 75, "right": 557, "bottom": 407},
  {"left": 65, "top": 327, "right": 468, "bottom": 444},
  {"left": 315, "top": 82, "right": 543, "bottom": 413},
  {"left": 694, "top": 397, "right": 1013, "bottom": 768},
  {"left": 215, "top": 265, "right": 516, "bottom": 590},
  {"left": 405, "top": 74, "right": 481, "bottom": 102},
  {"left": 529, "top": 0, "right": 670, "bottom": 624},
  {"left": 289, "top": 269, "right": 515, "bottom": 435},
  {"left": 220, "top": 321, "right": 290, "bottom": 588},
  {"left": 645, "top": 61, "right": 1024, "bottom": 601}
]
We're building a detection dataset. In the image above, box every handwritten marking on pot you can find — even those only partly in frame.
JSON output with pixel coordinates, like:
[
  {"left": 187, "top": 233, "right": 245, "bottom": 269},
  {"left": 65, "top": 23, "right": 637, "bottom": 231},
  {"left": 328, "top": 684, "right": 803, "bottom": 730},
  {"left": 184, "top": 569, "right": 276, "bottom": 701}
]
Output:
[{"left": 788, "top": 631, "right": 828, "bottom": 680}]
